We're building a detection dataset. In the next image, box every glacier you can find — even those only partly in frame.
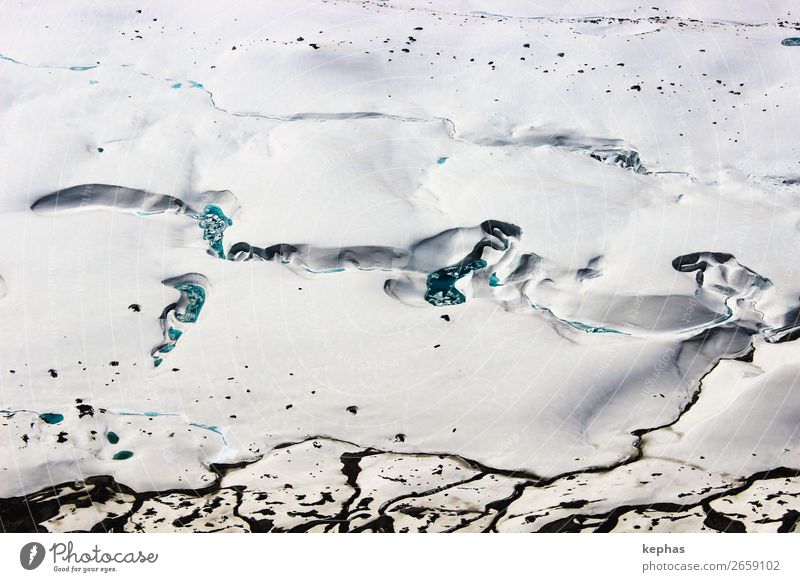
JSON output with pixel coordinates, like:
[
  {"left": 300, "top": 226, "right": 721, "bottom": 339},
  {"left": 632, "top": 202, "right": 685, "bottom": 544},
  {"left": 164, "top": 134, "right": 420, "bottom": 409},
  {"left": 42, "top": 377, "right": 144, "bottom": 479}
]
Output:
[{"left": 1, "top": 0, "right": 800, "bottom": 532}]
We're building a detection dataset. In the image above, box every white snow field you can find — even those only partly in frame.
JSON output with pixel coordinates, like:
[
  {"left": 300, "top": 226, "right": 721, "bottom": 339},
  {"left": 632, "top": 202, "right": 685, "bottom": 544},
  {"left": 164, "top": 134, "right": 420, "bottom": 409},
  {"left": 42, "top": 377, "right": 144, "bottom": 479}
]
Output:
[{"left": 1, "top": 0, "right": 799, "bottom": 532}]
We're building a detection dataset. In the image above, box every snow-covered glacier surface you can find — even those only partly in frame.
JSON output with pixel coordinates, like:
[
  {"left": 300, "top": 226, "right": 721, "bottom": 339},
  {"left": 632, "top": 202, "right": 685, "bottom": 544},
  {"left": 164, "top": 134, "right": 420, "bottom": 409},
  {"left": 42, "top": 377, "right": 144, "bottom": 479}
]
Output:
[{"left": 1, "top": 0, "right": 800, "bottom": 532}]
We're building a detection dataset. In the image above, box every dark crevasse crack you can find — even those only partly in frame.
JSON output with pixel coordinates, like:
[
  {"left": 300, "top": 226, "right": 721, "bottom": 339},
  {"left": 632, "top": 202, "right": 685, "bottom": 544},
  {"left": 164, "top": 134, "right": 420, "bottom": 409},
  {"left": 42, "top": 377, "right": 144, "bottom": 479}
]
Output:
[
  {"left": 777, "top": 510, "right": 800, "bottom": 533},
  {"left": 509, "top": 330, "right": 767, "bottom": 533},
  {"left": 355, "top": 471, "right": 490, "bottom": 533},
  {"left": 438, "top": 482, "right": 537, "bottom": 533},
  {"left": 701, "top": 503, "right": 747, "bottom": 533},
  {"left": 2, "top": 443, "right": 798, "bottom": 532},
  {"left": 0, "top": 475, "right": 137, "bottom": 533},
  {"left": 281, "top": 448, "right": 380, "bottom": 533},
  {"left": 103, "top": 459, "right": 255, "bottom": 532},
  {"left": 622, "top": 327, "right": 755, "bottom": 468},
  {"left": 332, "top": 450, "right": 376, "bottom": 533},
  {"left": 230, "top": 485, "right": 272, "bottom": 532},
  {"left": 482, "top": 482, "right": 536, "bottom": 533},
  {"left": 351, "top": 513, "right": 395, "bottom": 533},
  {"left": 533, "top": 467, "right": 800, "bottom": 533}
]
